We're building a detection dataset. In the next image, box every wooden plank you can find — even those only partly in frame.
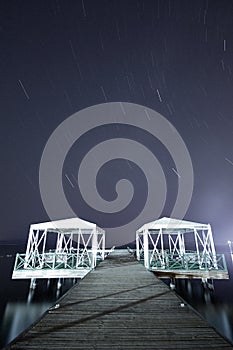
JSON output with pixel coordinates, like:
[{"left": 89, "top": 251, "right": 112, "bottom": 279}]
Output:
[{"left": 4, "top": 250, "right": 233, "bottom": 350}]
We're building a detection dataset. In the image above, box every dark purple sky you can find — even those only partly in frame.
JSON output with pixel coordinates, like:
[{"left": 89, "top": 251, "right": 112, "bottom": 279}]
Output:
[{"left": 1, "top": 0, "right": 233, "bottom": 245}]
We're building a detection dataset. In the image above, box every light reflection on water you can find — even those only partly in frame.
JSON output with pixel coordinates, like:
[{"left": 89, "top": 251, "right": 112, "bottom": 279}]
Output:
[
  {"left": 1, "top": 301, "right": 51, "bottom": 346},
  {"left": 0, "top": 245, "right": 78, "bottom": 349},
  {"left": 161, "top": 246, "right": 233, "bottom": 345},
  {"left": 174, "top": 279, "right": 233, "bottom": 343},
  {"left": 0, "top": 277, "right": 77, "bottom": 348},
  {"left": 1, "top": 245, "right": 233, "bottom": 347}
]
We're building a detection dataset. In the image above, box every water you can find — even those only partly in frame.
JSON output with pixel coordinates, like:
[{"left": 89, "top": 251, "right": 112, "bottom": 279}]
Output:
[
  {"left": 0, "top": 244, "right": 233, "bottom": 348},
  {"left": 0, "top": 244, "right": 78, "bottom": 348},
  {"left": 162, "top": 244, "right": 233, "bottom": 344}
]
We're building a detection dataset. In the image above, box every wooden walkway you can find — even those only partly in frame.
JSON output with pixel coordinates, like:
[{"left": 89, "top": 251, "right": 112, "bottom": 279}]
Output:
[{"left": 5, "top": 250, "right": 233, "bottom": 349}]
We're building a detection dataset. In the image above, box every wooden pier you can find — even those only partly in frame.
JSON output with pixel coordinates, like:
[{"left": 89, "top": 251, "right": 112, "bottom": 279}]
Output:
[{"left": 5, "top": 250, "right": 233, "bottom": 349}]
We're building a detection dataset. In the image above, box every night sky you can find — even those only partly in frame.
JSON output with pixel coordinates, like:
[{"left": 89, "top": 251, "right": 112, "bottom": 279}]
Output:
[{"left": 1, "top": 0, "right": 233, "bottom": 245}]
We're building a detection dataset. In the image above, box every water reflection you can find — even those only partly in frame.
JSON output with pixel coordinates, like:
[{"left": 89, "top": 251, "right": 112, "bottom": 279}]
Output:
[
  {"left": 27, "top": 288, "right": 35, "bottom": 304},
  {"left": 175, "top": 260, "right": 233, "bottom": 343},
  {"left": 201, "top": 303, "right": 233, "bottom": 342},
  {"left": 1, "top": 301, "right": 51, "bottom": 346},
  {"left": 0, "top": 277, "right": 77, "bottom": 348},
  {"left": 203, "top": 288, "right": 211, "bottom": 303}
]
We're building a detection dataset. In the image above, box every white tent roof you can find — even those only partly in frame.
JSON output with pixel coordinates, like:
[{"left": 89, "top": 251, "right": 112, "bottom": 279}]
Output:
[
  {"left": 138, "top": 217, "right": 209, "bottom": 233},
  {"left": 30, "top": 217, "right": 99, "bottom": 232}
]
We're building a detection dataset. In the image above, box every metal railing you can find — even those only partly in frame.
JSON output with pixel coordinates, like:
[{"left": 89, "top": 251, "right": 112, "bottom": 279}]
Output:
[
  {"left": 13, "top": 250, "right": 104, "bottom": 272},
  {"left": 144, "top": 250, "right": 227, "bottom": 271}
]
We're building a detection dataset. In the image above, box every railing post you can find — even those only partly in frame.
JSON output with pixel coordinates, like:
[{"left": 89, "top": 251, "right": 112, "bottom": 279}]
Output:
[
  {"left": 53, "top": 252, "right": 56, "bottom": 269},
  {"left": 222, "top": 254, "right": 227, "bottom": 271},
  {"left": 143, "top": 230, "right": 149, "bottom": 269},
  {"left": 14, "top": 253, "right": 19, "bottom": 271},
  {"left": 24, "top": 227, "right": 34, "bottom": 268},
  {"left": 208, "top": 225, "right": 218, "bottom": 269},
  {"left": 136, "top": 231, "right": 140, "bottom": 261},
  {"left": 91, "top": 229, "right": 98, "bottom": 268},
  {"left": 101, "top": 232, "right": 105, "bottom": 261}
]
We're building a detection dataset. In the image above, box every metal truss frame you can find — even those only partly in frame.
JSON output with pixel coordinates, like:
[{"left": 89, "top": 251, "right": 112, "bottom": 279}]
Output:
[
  {"left": 14, "top": 224, "right": 105, "bottom": 280},
  {"left": 136, "top": 221, "right": 221, "bottom": 273}
]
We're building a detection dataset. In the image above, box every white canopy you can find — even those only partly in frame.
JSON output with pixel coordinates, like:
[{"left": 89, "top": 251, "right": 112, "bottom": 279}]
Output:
[
  {"left": 30, "top": 217, "right": 101, "bottom": 232},
  {"left": 138, "top": 217, "right": 209, "bottom": 234}
]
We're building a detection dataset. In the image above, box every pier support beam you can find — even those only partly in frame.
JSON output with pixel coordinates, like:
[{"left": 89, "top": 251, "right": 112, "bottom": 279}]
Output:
[
  {"left": 57, "top": 278, "right": 62, "bottom": 290},
  {"left": 169, "top": 278, "right": 175, "bottom": 290},
  {"left": 202, "top": 278, "right": 214, "bottom": 291},
  {"left": 30, "top": 278, "right": 37, "bottom": 290}
]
